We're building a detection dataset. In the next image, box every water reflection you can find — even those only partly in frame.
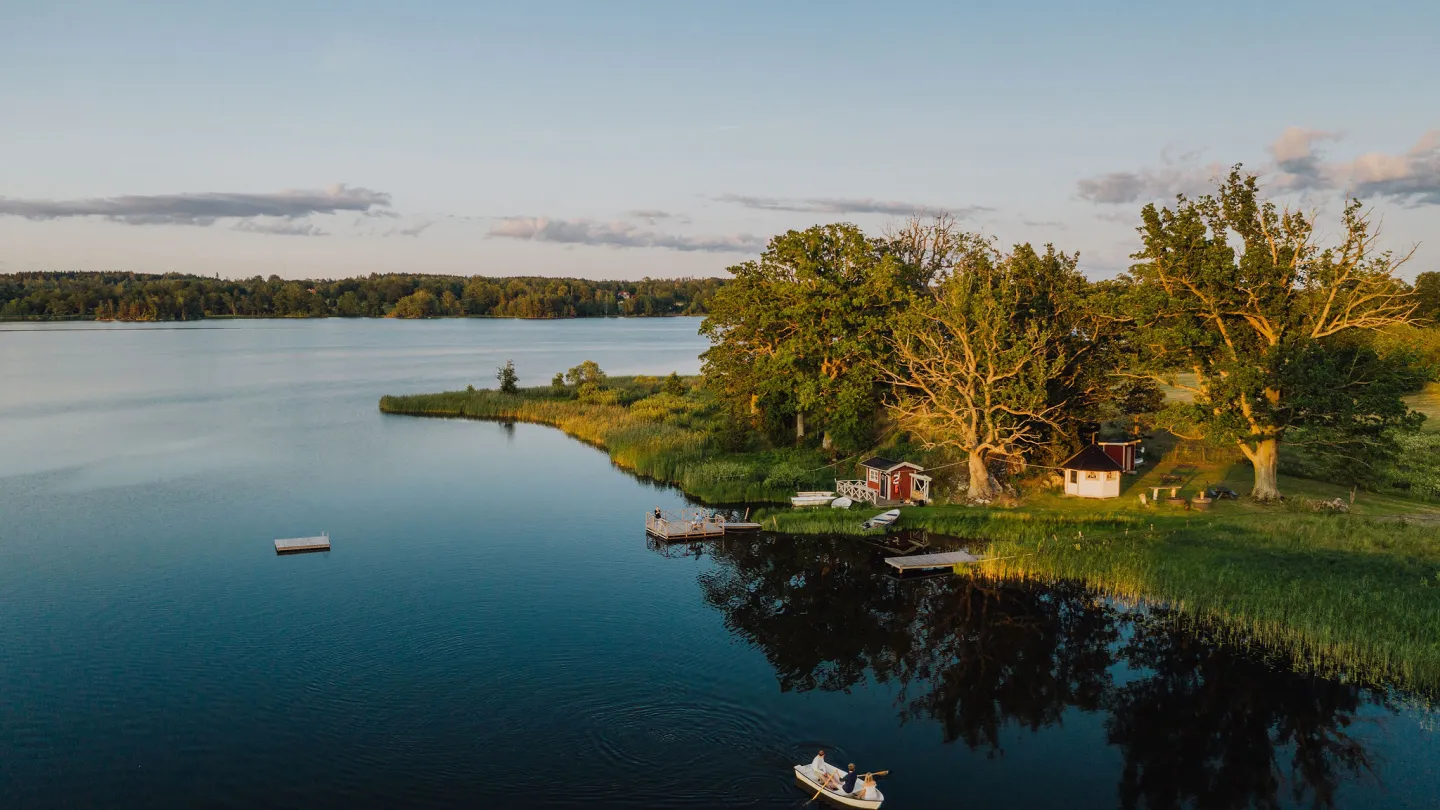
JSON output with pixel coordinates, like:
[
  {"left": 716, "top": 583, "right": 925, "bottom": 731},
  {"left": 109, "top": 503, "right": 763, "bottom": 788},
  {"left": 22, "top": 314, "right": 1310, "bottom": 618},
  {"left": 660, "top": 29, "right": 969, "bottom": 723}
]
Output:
[{"left": 687, "top": 534, "right": 1387, "bottom": 809}]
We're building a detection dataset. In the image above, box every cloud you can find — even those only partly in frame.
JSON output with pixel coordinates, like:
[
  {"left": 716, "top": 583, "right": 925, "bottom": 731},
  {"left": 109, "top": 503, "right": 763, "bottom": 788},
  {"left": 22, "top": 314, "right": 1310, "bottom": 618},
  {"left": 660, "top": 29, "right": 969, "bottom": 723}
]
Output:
[
  {"left": 716, "top": 194, "right": 990, "bottom": 218},
  {"left": 1021, "top": 218, "right": 1066, "bottom": 229},
  {"left": 387, "top": 220, "right": 436, "bottom": 238},
  {"left": 1082, "top": 128, "right": 1440, "bottom": 208},
  {"left": 628, "top": 209, "right": 692, "bottom": 225},
  {"left": 1342, "top": 130, "right": 1440, "bottom": 206},
  {"left": 1076, "top": 162, "right": 1225, "bottom": 204},
  {"left": 1269, "top": 127, "right": 1341, "bottom": 189},
  {"left": 489, "top": 217, "right": 763, "bottom": 253},
  {"left": 0, "top": 184, "right": 392, "bottom": 226},
  {"left": 233, "top": 218, "right": 328, "bottom": 237}
]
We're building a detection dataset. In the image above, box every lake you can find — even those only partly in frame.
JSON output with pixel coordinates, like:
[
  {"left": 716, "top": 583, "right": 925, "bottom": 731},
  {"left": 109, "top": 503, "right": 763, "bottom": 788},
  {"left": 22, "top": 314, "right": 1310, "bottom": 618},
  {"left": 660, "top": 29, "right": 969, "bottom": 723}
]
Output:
[{"left": 1, "top": 318, "right": 1436, "bottom": 809}]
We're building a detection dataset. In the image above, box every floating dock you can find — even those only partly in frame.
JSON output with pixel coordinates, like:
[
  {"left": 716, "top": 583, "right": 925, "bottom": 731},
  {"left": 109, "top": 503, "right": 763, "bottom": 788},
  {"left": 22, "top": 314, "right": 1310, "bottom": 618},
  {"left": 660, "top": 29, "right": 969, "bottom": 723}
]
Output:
[
  {"left": 883, "top": 550, "right": 982, "bottom": 572},
  {"left": 645, "top": 510, "right": 760, "bottom": 541},
  {"left": 274, "top": 534, "right": 330, "bottom": 554}
]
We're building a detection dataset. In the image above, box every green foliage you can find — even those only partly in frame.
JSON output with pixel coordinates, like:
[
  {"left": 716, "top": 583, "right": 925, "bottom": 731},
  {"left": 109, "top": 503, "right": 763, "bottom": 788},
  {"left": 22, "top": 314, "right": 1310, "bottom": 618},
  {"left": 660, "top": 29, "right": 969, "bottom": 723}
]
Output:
[
  {"left": 761, "top": 460, "right": 813, "bottom": 490},
  {"left": 497, "top": 360, "right": 519, "bottom": 394},
  {"left": 1127, "top": 168, "right": 1423, "bottom": 499},
  {"left": 700, "top": 223, "right": 925, "bottom": 453},
  {"left": 1372, "top": 432, "right": 1440, "bottom": 498},
  {"left": 1414, "top": 271, "right": 1440, "bottom": 323},
  {"left": 551, "top": 373, "right": 567, "bottom": 393},
  {"left": 0, "top": 271, "right": 724, "bottom": 321},
  {"left": 662, "top": 371, "right": 686, "bottom": 396},
  {"left": 565, "top": 360, "right": 606, "bottom": 387}
]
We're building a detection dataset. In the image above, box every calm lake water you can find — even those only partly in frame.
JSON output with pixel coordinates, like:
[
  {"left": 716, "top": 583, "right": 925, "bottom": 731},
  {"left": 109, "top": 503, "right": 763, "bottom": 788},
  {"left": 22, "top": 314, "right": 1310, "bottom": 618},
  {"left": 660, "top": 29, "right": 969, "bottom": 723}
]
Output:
[{"left": 1, "top": 318, "right": 1437, "bottom": 809}]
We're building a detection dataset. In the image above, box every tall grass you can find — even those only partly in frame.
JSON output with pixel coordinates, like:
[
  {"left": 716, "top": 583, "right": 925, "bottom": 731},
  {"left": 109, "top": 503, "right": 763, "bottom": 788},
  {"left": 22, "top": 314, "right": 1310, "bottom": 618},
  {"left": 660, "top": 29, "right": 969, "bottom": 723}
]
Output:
[
  {"left": 765, "top": 504, "right": 1440, "bottom": 693},
  {"left": 379, "top": 380, "right": 835, "bottom": 503}
]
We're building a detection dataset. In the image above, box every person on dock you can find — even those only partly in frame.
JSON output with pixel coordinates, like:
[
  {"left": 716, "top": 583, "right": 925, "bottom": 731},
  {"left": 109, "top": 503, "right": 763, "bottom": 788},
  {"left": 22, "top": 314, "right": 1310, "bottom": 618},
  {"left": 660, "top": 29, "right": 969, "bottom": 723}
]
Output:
[
  {"left": 653, "top": 506, "right": 662, "bottom": 521},
  {"left": 841, "top": 763, "right": 858, "bottom": 794}
]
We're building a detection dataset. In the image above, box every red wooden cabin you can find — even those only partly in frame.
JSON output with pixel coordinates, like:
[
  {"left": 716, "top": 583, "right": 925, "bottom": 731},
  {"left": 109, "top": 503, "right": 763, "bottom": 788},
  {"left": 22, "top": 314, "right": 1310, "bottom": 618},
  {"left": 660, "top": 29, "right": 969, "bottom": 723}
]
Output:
[{"left": 859, "top": 457, "right": 926, "bottom": 502}]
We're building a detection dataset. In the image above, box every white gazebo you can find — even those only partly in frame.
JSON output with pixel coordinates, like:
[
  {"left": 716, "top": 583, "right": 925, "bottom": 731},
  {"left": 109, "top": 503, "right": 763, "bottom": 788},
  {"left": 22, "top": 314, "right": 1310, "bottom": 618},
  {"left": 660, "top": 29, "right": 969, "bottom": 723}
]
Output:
[{"left": 1059, "top": 445, "right": 1123, "bottom": 499}]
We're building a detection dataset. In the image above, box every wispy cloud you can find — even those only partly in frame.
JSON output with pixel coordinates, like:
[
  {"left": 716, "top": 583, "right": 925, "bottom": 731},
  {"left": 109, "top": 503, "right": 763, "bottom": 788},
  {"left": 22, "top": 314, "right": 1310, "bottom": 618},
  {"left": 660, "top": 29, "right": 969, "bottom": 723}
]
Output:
[
  {"left": 1021, "top": 218, "right": 1066, "bottom": 229},
  {"left": 627, "top": 209, "right": 692, "bottom": 225},
  {"left": 1076, "top": 162, "right": 1225, "bottom": 205},
  {"left": 716, "top": 194, "right": 990, "bottom": 218},
  {"left": 233, "top": 218, "right": 328, "bottom": 237},
  {"left": 490, "top": 217, "right": 762, "bottom": 253},
  {"left": 387, "top": 220, "right": 436, "bottom": 238},
  {"left": 0, "top": 184, "right": 392, "bottom": 226}
]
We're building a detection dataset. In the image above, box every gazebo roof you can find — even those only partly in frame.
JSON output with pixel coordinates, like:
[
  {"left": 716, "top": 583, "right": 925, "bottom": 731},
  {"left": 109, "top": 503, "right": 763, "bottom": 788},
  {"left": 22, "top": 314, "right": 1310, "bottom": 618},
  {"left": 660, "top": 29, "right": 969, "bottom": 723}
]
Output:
[{"left": 1060, "top": 445, "right": 1124, "bottom": 472}]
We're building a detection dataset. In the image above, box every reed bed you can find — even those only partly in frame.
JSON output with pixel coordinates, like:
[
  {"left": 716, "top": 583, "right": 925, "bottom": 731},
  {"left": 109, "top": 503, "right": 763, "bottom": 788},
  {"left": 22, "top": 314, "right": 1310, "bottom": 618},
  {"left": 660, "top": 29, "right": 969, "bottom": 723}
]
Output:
[{"left": 766, "top": 505, "right": 1440, "bottom": 693}]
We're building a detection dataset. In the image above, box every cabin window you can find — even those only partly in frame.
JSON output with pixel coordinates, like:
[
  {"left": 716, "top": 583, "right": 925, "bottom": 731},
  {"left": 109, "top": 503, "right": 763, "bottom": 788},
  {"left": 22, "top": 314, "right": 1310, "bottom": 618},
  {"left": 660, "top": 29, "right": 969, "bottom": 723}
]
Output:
[
  {"left": 1106, "top": 471, "right": 1116, "bottom": 481},
  {"left": 868, "top": 469, "right": 879, "bottom": 483},
  {"left": 1085, "top": 471, "right": 1098, "bottom": 480},
  {"left": 1069, "top": 470, "right": 1077, "bottom": 484}
]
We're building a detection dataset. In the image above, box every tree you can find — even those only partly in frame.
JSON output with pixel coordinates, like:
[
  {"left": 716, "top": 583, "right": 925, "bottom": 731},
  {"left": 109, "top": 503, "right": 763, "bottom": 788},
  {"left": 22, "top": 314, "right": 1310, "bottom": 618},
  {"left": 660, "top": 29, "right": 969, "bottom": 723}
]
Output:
[
  {"left": 1413, "top": 271, "right": 1440, "bottom": 323},
  {"left": 879, "top": 235, "right": 1095, "bottom": 500},
  {"left": 564, "top": 360, "right": 606, "bottom": 387},
  {"left": 662, "top": 371, "right": 686, "bottom": 396},
  {"left": 700, "top": 223, "right": 919, "bottom": 452},
  {"left": 497, "top": 359, "right": 519, "bottom": 394},
  {"left": 1127, "top": 168, "right": 1419, "bottom": 500}
]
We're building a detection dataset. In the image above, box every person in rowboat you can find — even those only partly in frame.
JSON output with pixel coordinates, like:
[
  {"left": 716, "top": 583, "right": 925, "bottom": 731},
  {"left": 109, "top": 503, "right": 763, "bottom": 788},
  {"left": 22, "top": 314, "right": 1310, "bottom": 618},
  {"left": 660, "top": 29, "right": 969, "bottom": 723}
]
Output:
[
  {"left": 840, "top": 763, "right": 859, "bottom": 795},
  {"left": 809, "top": 750, "right": 839, "bottom": 790},
  {"left": 858, "top": 773, "right": 879, "bottom": 800}
]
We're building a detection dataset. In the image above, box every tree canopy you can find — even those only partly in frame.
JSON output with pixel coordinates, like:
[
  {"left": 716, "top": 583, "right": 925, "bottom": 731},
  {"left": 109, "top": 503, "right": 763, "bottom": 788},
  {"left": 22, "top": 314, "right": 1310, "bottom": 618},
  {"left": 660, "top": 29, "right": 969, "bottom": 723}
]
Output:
[
  {"left": 0, "top": 272, "right": 723, "bottom": 321},
  {"left": 1126, "top": 168, "right": 1421, "bottom": 499}
]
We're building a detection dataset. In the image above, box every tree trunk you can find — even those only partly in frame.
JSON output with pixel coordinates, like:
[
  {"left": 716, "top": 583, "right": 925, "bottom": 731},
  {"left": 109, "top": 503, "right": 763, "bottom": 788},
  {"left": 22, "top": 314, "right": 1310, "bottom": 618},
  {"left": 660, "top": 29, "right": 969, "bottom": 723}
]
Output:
[
  {"left": 1246, "top": 438, "right": 1281, "bottom": 501},
  {"left": 795, "top": 410, "right": 805, "bottom": 442},
  {"left": 822, "top": 431, "right": 833, "bottom": 451},
  {"left": 967, "top": 450, "right": 998, "bottom": 501}
]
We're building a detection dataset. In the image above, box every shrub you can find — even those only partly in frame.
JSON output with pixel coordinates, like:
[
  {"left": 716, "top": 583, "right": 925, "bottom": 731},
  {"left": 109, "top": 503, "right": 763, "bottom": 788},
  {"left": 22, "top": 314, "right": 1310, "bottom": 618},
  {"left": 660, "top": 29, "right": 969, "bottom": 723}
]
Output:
[
  {"left": 762, "top": 460, "right": 811, "bottom": 490},
  {"left": 663, "top": 372, "right": 686, "bottom": 396}
]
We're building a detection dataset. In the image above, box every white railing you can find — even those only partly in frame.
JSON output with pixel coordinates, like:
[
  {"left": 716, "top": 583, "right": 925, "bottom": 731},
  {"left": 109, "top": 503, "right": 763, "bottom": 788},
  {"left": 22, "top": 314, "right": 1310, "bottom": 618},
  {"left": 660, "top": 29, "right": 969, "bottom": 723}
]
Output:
[
  {"left": 911, "top": 474, "right": 932, "bottom": 504},
  {"left": 836, "top": 479, "right": 875, "bottom": 503}
]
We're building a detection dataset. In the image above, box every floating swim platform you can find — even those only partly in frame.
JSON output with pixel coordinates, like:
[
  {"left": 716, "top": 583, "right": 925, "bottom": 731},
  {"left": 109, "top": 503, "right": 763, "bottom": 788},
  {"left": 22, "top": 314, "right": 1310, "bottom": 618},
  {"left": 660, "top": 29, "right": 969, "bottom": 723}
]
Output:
[
  {"left": 274, "top": 534, "right": 330, "bottom": 554},
  {"left": 883, "top": 550, "right": 982, "bottom": 571}
]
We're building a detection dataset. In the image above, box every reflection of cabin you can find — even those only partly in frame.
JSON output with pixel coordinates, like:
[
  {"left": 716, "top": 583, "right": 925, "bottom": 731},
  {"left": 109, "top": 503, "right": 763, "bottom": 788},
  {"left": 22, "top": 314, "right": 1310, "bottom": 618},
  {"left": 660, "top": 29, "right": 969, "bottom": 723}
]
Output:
[
  {"left": 1060, "top": 445, "right": 1123, "bottom": 499},
  {"left": 1097, "top": 437, "right": 1142, "bottom": 473},
  {"left": 837, "top": 457, "right": 932, "bottom": 505}
]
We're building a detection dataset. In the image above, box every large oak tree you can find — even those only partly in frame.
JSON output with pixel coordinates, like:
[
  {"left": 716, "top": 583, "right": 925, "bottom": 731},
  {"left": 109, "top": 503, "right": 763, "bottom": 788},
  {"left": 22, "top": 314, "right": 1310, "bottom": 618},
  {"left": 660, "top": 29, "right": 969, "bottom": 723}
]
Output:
[{"left": 1127, "top": 168, "right": 1419, "bottom": 500}]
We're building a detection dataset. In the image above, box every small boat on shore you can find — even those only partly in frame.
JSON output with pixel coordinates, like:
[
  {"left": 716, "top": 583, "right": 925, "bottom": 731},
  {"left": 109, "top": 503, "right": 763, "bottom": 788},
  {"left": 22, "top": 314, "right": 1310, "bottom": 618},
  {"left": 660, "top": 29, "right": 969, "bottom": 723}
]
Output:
[
  {"left": 792, "top": 491, "right": 836, "bottom": 507},
  {"left": 793, "top": 763, "right": 884, "bottom": 808},
  {"left": 861, "top": 509, "right": 901, "bottom": 530},
  {"left": 830, "top": 496, "right": 854, "bottom": 509}
]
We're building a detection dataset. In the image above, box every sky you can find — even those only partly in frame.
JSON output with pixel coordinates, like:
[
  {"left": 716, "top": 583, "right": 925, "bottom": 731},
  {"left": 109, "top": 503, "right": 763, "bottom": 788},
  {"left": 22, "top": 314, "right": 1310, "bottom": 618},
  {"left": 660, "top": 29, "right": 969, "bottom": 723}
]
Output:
[{"left": 2, "top": 0, "right": 1438, "bottom": 281}]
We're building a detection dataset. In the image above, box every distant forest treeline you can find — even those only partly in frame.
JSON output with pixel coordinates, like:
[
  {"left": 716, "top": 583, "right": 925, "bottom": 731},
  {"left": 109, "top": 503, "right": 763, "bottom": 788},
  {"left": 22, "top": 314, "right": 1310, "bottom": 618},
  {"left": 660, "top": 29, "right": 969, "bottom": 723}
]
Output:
[{"left": 0, "top": 272, "right": 725, "bottom": 321}]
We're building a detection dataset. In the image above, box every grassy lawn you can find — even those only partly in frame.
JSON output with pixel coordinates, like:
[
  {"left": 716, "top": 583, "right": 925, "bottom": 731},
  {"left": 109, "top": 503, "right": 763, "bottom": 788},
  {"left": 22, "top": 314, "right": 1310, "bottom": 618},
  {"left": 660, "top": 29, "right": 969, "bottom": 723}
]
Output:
[{"left": 1405, "top": 381, "right": 1440, "bottom": 431}]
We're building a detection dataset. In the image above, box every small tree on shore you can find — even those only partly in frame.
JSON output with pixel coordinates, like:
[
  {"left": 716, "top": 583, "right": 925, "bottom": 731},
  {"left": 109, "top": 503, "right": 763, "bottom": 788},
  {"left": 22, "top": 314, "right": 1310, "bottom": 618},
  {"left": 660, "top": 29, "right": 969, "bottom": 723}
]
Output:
[
  {"left": 663, "top": 372, "right": 686, "bottom": 396},
  {"left": 497, "top": 360, "right": 519, "bottom": 394},
  {"left": 1128, "top": 168, "right": 1419, "bottom": 501}
]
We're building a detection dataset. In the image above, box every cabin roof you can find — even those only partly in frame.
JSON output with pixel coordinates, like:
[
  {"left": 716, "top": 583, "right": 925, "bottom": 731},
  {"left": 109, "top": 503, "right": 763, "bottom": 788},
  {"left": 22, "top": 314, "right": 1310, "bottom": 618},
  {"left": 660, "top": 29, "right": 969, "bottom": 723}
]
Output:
[
  {"left": 860, "top": 456, "right": 923, "bottom": 472},
  {"left": 1097, "top": 436, "right": 1141, "bottom": 446},
  {"left": 1060, "top": 445, "right": 1124, "bottom": 472}
]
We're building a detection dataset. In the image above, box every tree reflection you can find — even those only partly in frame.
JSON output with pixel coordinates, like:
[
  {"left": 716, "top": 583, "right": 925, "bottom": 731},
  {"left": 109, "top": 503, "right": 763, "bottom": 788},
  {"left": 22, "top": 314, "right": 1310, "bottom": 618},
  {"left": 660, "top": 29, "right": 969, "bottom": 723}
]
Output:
[{"left": 693, "top": 534, "right": 1387, "bottom": 808}]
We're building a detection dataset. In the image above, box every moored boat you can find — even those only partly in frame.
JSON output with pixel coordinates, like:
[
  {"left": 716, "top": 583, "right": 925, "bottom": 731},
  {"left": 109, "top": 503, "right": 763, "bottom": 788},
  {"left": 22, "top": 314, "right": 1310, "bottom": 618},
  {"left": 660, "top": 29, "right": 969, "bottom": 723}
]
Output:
[
  {"left": 793, "top": 762, "right": 884, "bottom": 808},
  {"left": 792, "top": 491, "right": 837, "bottom": 507},
  {"left": 830, "top": 496, "right": 854, "bottom": 509},
  {"left": 860, "top": 508, "right": 901, "bottom": 530}
]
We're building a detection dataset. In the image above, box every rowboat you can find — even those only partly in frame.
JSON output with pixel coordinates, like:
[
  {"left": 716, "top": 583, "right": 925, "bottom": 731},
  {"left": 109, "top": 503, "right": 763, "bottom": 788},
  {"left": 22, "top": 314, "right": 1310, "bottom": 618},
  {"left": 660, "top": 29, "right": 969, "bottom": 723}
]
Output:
[
  {"left": 830, "top": 496, "right": 854, "bottom": 509},
  {"left": 792, "top": 491, "right": 836, "bottom": 507},
  {"left": 861, "top": 508, "right": 901, "bottom": 530},
  {"left": 793, "top": 763, "right": 884, "bottom": 808}
]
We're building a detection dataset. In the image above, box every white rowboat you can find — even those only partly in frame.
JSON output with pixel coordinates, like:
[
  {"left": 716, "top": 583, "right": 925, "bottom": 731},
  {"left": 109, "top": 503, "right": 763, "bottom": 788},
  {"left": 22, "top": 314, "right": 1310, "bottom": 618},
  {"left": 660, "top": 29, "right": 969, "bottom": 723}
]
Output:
[
  {"left": 830, "top": 496, "right": 854, "bottom": 509},
  {"left": 792, "top": 491, "right": 837, "bottom": 507},
  {"left": 861, "top": 509, "right": 901, "bottom": 530},
  {"left": 793, "top": 763, "right": 884, "bottom": 808}
]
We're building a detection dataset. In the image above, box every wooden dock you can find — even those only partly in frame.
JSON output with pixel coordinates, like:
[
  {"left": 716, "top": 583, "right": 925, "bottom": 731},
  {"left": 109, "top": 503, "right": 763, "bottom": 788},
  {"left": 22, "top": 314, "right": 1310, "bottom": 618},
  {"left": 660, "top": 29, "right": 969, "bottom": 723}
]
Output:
[
  {"left": 883, "top": 550, "right": 982, "bottom": 572},
  {"left": 275, "top": 534, "right": 330, "bottom": 554},
  {"left": 645, "top": 510, "right": 760, "bottom": 541}
]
